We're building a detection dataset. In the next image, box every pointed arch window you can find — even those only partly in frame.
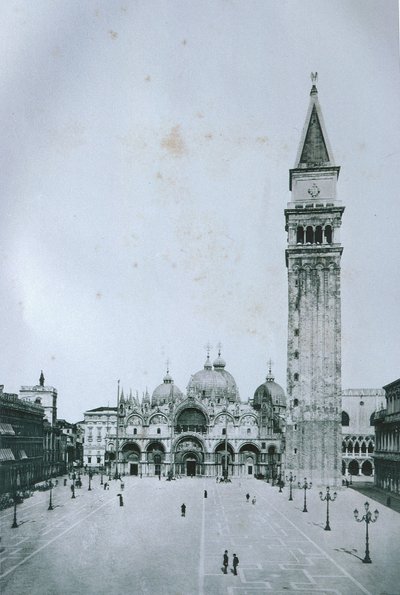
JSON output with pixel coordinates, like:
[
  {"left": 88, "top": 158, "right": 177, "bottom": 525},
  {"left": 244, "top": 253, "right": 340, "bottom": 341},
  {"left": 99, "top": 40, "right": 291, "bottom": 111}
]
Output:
[
  {"left": 315, "top": 225, "right": 323, "bottom": 244},
  {"left": 341, "top": 411, "right": 350, "bottom": 426}
]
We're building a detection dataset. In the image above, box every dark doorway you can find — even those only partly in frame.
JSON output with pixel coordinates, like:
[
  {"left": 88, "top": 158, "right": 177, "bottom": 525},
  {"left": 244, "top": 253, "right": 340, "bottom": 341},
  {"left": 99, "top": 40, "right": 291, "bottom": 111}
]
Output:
[
  {"left": 155, "top": 464, "right": 161, "bottom": 477},
  {"left": 248, "top": 465, "right": 253, "bottom": 475},
  {"left": 130, "top": 464, "right": 138, "bottom": 476},
  {"left": 186, "top": 460, "right": 196, "bottom": 476}
]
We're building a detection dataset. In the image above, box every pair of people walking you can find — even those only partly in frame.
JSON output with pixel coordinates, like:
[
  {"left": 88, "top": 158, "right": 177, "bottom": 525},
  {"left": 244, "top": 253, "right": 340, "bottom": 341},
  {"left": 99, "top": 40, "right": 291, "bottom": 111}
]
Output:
[
  {"left": 245, "top": 493, "right": 256, "bottom": 504},
  {"left": 222, "top": 550, "right": 239, "bottom": 575}
]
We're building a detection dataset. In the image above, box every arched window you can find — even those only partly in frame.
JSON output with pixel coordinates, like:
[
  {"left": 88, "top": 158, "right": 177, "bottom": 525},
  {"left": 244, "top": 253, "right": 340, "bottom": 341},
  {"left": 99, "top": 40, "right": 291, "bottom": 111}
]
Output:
[
  {"left": 341, "top": 411, "right": 350, "bottom": 426},
  {"left": 324, "top": 225, "right": 332, "bottom": 244},
  {"left": 342, "top": 441, "right": 346, "bottom": 453},
  {"left": 367, "top": 441, "right": 374, "bottom": 454},
  {"left": 347, "top": 441, "right": 353, "bottom": 453},
  {"left": 296, "top": 227, "right": 304, "bottom": 244},
  {"left": 306, "top": 226, "right": 314, "bottom": 244},
  {"left": 369, "top": 413, "right": 375, "bottom": 426},
  {"left": 354, "top": 442, "right": 360, "bottom": 454},
  {"left": 315, "top": 225, "right": 323, "bottom": 244},
  {"left": 361, "top": 442, "right": 367, "bottom": 454}
]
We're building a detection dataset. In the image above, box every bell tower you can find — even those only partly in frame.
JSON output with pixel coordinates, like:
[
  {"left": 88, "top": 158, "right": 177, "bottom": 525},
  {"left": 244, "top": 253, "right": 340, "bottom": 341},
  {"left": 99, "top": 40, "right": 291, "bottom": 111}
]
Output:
[{"left": 284, "top": 76, "right": 344, "bottom": 486}]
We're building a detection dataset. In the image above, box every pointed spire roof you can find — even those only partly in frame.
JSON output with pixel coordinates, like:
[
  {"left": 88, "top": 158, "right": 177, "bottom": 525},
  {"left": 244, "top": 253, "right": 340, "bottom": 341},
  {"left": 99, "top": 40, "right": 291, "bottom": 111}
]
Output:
[{"left": 295, "top": 77, "right": 335, "bottom": 169}]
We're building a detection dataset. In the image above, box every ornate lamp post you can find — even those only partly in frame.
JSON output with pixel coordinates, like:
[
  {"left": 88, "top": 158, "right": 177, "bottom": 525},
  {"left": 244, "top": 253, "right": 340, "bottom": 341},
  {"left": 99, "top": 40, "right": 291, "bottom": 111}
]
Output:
[
  {"left": 286, "top": 472, "right": 296, "bottom": 501},
  {"left": 11, "top": 492, "right": 19, "bottom": 528},
  {"left": 319, "top": 486, "right": 337, "bottom": 530},
  {"left": 48, "top": 480, "right": 54, "bottom": 511},
  {"left": 100, "top": 466, "right": 104, "bottom": 486},
  {"left": 354, "top": 502, "right": 379, "bottom": 563},
  {"left": 298, "top": 478, "right": 312, "bottom": 512}
]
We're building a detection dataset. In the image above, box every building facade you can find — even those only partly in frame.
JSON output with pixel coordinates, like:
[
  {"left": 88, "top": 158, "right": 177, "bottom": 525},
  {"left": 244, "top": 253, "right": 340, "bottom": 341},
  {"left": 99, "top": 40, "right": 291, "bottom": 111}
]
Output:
[
  {"left": 19, "top": 373, "right": 67, "bottom": 477},
  {"left": 0, "top": 386, "right": 44, "bottom": 494},
  {"left": 341, "top": 389, "right": 385, "bottom": 479},
  {"left": 373, "top": 378, "right": 400, "bottom": 495},
  {"left": 285, "top": 79, "right": 344, "bottom": 486},
  {"left": 83, "top": 353, "right": 286, "bottom": 480}
]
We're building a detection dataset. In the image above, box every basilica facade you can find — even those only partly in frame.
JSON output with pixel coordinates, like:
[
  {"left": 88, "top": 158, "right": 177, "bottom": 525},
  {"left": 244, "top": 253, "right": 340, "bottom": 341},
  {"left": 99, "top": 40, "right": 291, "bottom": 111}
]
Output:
[{"left": 83, "top": 352, "right": 286, "bottom": 479}]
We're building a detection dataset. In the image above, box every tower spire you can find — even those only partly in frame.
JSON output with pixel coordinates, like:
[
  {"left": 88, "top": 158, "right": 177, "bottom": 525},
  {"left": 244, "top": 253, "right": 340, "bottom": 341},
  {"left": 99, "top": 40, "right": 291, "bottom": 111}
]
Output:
[{"left": 293, "top": 74, "right": 335, "bottom": 171}]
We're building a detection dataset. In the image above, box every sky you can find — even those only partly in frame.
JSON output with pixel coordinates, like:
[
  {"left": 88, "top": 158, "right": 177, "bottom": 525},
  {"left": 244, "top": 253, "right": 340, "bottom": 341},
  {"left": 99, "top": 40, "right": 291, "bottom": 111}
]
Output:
[{"left": 0, "top": 0, "right": 399, "bottom": 422}]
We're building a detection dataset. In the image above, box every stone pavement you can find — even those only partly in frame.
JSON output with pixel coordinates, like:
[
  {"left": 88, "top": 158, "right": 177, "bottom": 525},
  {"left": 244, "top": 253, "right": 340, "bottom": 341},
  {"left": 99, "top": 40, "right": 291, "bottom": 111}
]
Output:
[{"left": 0, "top": 475, "right": 399, "bottom": 595}]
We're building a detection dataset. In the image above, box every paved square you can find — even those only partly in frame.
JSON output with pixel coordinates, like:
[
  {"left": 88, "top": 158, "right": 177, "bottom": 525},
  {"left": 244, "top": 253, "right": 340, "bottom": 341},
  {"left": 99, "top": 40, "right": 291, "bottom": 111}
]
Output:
[{"left": 1, "top": 476, "right": 399, "bottom": 594}]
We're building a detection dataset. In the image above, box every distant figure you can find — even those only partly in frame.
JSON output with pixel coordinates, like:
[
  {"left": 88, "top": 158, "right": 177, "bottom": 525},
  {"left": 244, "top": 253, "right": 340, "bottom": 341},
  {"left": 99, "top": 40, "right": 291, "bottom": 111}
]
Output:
[
  {"left": 117, "top": 493, "right": 124, "bottom": 507},
  {"left": 104, "top": 482, "right": 108, "bottom": 490},
  {"left": 232, "top": 553, "right": 239, "bottom": 575},
  {"left": 216, "top": 476, "right": 219, "bottom": 483},
  {"left": 181, "top": 503, "right": 186, "bottom": 517},
  {"left": 39, "top": 370, "right": 44, "bottom": 387},
  {"left": 223, "top": 550, "right": 229, "bottom": 574},
  {"left": 246, "top": 493, "right": 250, "bottom": 503},
  {"left": 252, "top": 497, "right": 256, "bottom": 505},
  {"left": 204, "top": 490, "right": 207, "bottom": 499}
]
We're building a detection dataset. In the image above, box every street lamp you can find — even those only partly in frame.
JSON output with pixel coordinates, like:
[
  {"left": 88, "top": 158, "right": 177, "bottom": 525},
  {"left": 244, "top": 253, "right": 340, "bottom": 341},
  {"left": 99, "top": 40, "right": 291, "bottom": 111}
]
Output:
[
  {"left": 48, "top": 480, "right": 54, "bottom": 511},
  {"left": 88, "top": 471, "right": 92, "bottom": 491},
  {"left": 100, "top": 467, "right": 104, "bottom": 486},
  {"left": 298, "top": 478, "right": 312, "bottom": 512},
  {"left": 354, "top": 501, "right": 379, "bottom": 564},
  {"left": 11, "top": 493, "right": 19, "bottom": 528},
  {"left": 286, "top": 472, "right": 296, "bottom": 501},
  {"left": 319, "top": 486, "right": 337, "bottom": 530}
]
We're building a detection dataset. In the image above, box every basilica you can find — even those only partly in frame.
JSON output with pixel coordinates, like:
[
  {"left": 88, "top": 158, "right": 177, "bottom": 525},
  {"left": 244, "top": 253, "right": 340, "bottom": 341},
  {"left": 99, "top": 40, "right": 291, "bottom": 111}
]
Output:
[{"left": 83, "top": 350, "right": 286, "bottom": 479}]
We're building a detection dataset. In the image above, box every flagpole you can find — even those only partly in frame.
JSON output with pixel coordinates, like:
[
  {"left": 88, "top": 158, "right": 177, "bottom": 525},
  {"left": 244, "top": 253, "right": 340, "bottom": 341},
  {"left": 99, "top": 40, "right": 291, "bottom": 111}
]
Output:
[{"left": 115, "top": 379, "right": 120, "bottom": 479}]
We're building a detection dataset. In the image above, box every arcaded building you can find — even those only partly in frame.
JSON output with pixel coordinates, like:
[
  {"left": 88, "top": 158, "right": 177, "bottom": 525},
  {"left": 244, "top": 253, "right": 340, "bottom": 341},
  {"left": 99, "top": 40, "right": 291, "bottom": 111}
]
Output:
[
  {"left": 341, "top": 389, "right": 385, "bottom": 479},
  {"left": 83, "top": 352, "right": 286, "bottom": 479},
  {"left": 373, "top": 378, "right": 400, "bottom": 495}
]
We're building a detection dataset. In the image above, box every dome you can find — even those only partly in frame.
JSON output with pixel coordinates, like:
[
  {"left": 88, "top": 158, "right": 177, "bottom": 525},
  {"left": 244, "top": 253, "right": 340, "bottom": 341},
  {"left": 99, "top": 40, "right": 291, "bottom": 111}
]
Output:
[
  {"left": 253, "top": 383, "right": 273, "bottom": 410},
  {"left": 188, "top": 353, "right": 239, "bottom": 402},
  {"left": 253, "top": 365, "right": 286, "bottom": 409},
  {"left": 151, "top": 370, "right": 183, "bottom": 407}
]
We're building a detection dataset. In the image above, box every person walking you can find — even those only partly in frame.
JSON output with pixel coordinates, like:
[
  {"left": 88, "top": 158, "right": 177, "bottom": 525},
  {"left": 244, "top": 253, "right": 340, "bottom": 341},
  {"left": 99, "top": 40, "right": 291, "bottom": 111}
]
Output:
[
  {"left": 204, "top": 489, "right": 207, "bottom": 498},
  {"left": 252, "top": 496, "right": 256, "bottom": 505},
  {"left": 232, "top": 553, "right": 239, "bottom": 575},
  {"left": 223, "top": 550, "right": 229, "bottom": 574},
  {"left": 181, "top": 503, "right": 186, "bottom": 517},
  {"left": 246, "top": 493, "right": 250, "bottom": 503}
]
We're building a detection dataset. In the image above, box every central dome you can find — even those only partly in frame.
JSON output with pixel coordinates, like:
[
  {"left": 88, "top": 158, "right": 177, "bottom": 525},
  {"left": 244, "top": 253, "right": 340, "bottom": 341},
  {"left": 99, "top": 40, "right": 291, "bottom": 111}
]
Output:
[{"left": 187, "top": 351, "right": 239, "bottom": 402}]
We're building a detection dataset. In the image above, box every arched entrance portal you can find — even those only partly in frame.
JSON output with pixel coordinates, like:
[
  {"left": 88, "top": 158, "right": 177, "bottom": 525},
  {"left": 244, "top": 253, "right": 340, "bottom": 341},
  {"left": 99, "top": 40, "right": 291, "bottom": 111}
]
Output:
[
  {"left": 239, "top": 443, "right": 261, "bottom": 477},
  {"left": 147, "top": 442, "right": 166, "bottom": 477},
  {"left": 121, "top": 443, "right": 141, "bottom": 476},
  {"left": 174, "top": 436, "right": 205, "bottom": 476}
]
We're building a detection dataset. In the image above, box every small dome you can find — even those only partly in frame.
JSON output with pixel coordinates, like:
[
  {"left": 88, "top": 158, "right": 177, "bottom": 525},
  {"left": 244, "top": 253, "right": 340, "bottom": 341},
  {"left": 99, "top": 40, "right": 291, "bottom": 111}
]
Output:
[
  {"left": 253, "top": 383, "right": 273, "bottom": 410},
  {"left": 151, "top": 370, "right": 183, "bottom": 407},
  {"left": 253, "top": 364, "right": 286, "bottom": 409},
  {"left": 213, "top": 353, "right": 226, "bottom": 369}
]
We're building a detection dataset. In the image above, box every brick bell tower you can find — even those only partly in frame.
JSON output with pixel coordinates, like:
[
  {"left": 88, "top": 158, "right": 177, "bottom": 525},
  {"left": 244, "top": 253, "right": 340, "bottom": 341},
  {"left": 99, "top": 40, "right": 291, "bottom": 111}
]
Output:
[{"left": 284, "top": 75, "right": 344, "bottom": 486}]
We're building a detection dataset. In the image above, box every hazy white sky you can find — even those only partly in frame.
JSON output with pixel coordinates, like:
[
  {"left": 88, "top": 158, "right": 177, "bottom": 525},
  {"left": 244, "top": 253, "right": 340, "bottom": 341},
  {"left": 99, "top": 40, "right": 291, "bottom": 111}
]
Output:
[{"left": 1, "top": 0, "right": 399, "bottom": 421}]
